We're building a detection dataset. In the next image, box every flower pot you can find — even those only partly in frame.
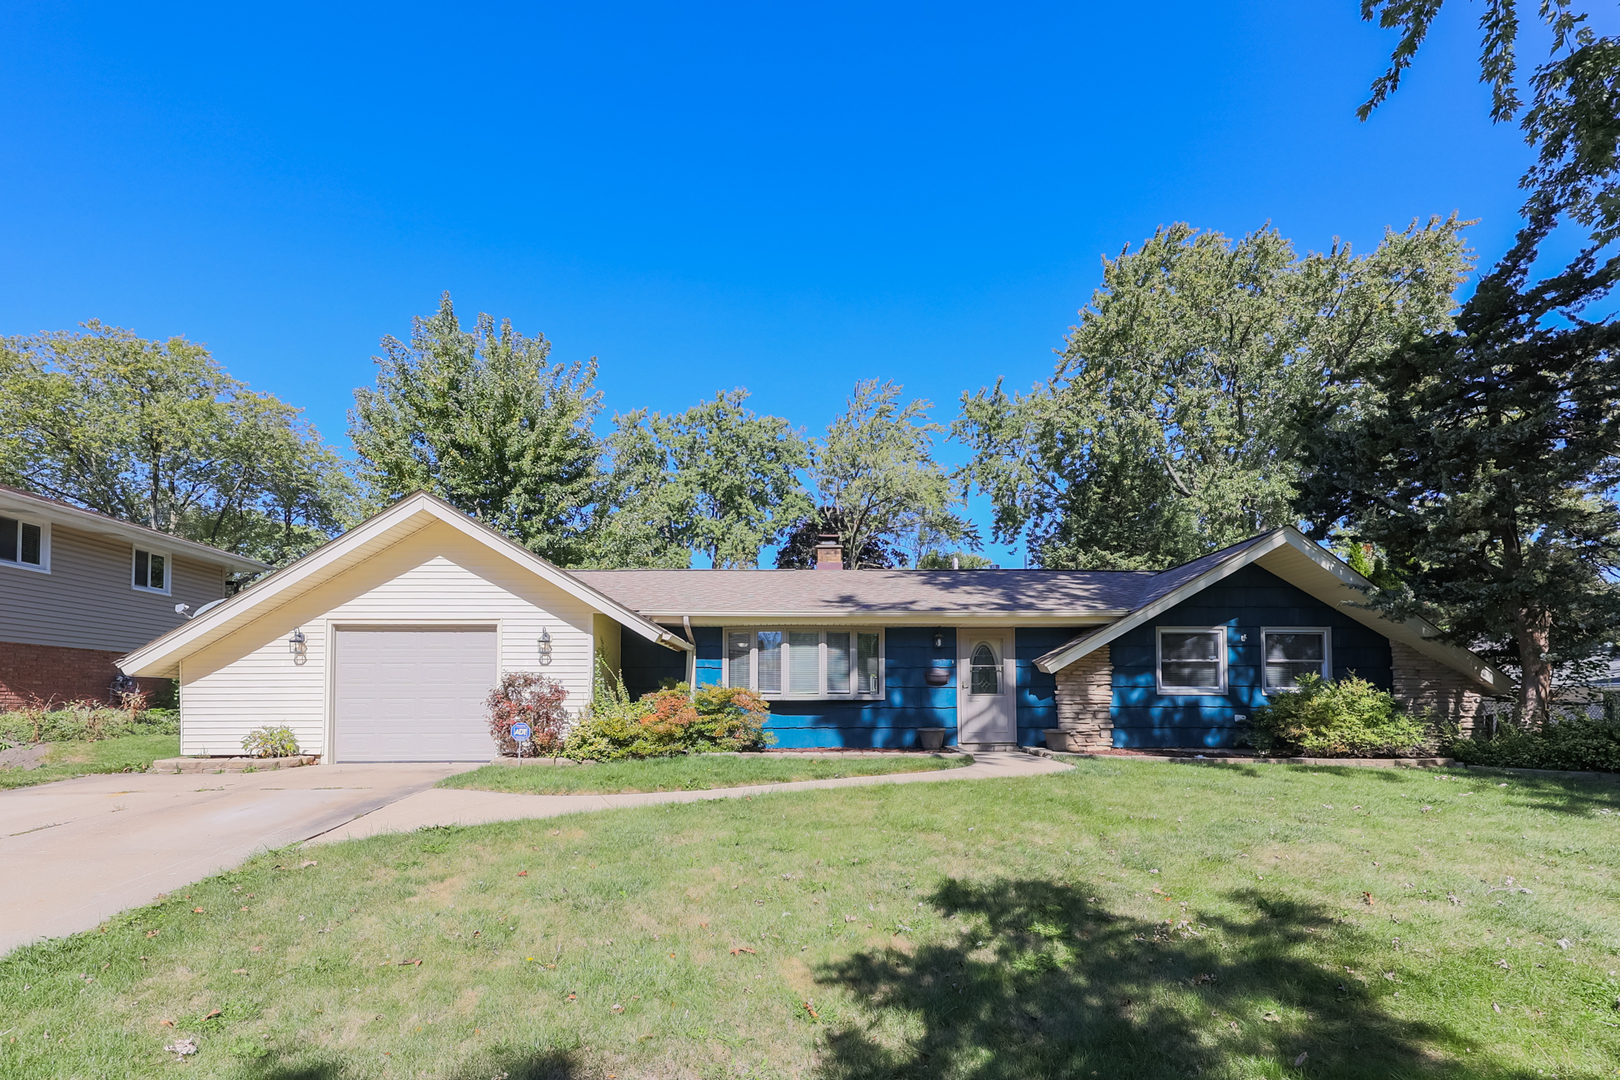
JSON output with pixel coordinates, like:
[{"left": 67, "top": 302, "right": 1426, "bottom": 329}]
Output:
[
  {"left": 918, "top": 727, "right": 947, "bottom": 751},
  {"left": 1044, "top": 728, "right": 1084, "bottom": 752},
  {"left": 924, "top": 664, "right": 951, "bottom": 687}
]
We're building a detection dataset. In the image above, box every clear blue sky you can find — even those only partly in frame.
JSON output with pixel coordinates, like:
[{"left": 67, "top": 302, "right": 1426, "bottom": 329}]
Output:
[{"left": 0, "top": 1, "right": 1558, "bottom": 563}]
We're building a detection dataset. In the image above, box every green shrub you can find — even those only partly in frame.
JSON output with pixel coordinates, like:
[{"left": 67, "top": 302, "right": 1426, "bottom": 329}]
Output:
[
  {"left": 564, "top": 682, "right": 774, "bottom": 761},
  {"left": 1247, "top": 674, "right": 1431, "bottom": 757},
  {"left": 1444, "top": 704, "right": 1620, "bottom": 772},
  {"left": 241, "top": 725, "right": 301, "bottom": 758},
  {"left": 0, "top": 704, "right": 180, "bottom": 748}
]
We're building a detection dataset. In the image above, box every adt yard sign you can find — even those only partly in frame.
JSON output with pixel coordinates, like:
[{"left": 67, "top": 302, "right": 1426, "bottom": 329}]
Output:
[{"left": 510, "top": 722, "right": 532, "bottom": 743}]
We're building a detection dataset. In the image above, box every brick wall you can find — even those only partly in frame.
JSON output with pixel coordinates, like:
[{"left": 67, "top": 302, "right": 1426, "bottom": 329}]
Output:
[
  {"left": 1051, "top": 647, "right": 1113, "bottom": 750},
  {"left": 0, "top": 640, "right": 166, "bottom": 710},
  {"left": 1391, "top": 641, "right": 1485, "bottom": 734}
]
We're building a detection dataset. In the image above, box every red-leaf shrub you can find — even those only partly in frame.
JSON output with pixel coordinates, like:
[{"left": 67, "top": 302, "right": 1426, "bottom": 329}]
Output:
[{"left": 486, "top": 671, "right": 570, "bottom": 756}]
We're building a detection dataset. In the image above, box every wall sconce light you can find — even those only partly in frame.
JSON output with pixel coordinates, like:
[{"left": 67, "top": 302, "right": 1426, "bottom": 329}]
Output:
[
  {"left": 538, "top": 627, "right": 553, "bottom": 665},
  {"left": 933, "top": 629, "right": 943, "bottom": 649},
  {"left": 288, "top": 627, "right": 306, "bottom": 654}
]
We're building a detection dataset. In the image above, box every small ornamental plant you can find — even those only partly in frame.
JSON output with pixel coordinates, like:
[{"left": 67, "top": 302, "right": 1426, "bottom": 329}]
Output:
[
  {"left": 241, "top": 724, "right": 301, "bottom": 758},
  {"left": 1247, "top": 674, "right": 1430, "bottom": 757},
  {"left": 487, "top": 671, "right": 570, "bottom": 757}
]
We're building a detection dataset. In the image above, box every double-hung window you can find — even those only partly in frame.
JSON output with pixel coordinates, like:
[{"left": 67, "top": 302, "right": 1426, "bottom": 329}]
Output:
[
  {"left": 725, "top": 628, "right": 882, "bottom": 698},
  {"left": 132, "top": 547, "right": 170, "bottom": 594},
  {"left": 1156, "top": 628, "right": 1226, "bottom": 694},
  {"left": 0, "top": 514, "right": 48, "bottom": 572},
  {"left": 1262, "top": 628, "right": 1330, "bottom": 692}
]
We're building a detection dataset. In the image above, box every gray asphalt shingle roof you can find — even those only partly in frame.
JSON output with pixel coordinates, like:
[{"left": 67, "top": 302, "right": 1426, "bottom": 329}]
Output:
[{"left": 571, "top": 568, "right": 1157, "bottom": 616}]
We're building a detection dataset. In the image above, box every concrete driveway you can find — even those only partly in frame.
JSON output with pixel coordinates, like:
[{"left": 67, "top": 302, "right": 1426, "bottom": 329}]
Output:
[{"left": 0, "top": 763, "right": 469, "bottom": 955}]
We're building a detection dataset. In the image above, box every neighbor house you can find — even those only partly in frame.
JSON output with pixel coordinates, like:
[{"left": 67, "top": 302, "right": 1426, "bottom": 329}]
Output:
[
  {"left": 0, "top": 484, "right": 270, "bottom": 709},
  {"left": 117, "top": 491, "right": 1508, "bottom": 761}
]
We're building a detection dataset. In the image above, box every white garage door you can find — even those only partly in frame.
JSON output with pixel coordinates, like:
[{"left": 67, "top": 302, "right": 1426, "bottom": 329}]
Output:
[{"left": 334, "top": 627, "right": 498, "bottom": 762}]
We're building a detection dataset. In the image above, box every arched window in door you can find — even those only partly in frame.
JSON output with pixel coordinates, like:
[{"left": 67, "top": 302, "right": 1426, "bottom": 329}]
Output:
[{"left": 970, "top": 642, "right": 999, "bottom": 695}]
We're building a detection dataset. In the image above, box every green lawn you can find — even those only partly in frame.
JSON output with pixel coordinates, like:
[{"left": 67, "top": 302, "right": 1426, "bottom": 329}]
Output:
[
  {"left": 0, "top": 733, "right": 179, "bottom": 790},
  {"left": 3, "top": 759, "right": 1618, "bottom": 1079},
  {"left": 440, "top": 753, "right": 968, "bottom": 794}
]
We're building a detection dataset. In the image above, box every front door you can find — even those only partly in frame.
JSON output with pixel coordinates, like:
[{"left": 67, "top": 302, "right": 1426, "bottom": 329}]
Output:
[{"left": 958, "top": 632, "right": 1015, "bottom": 746}]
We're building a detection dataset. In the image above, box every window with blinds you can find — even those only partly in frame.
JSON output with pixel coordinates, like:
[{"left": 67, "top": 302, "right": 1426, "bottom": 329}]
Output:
[{"left": 723, "top": 629, "right": 883, "bottom": 698}]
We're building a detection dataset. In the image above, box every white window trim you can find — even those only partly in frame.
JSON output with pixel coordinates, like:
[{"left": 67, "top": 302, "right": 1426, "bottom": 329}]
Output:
[
  {"left": 1155, "top": 626, "right": 1228, "bottom": 696},
  {"left": 0, "top": 513, "right": 50, "bottom": 574},
  {"left": 131, "top": 544, "right": 173, "bottom": 595},
  {"left": 1260, "top": 626, "right": 1332, "bottom": 694},
  {"left": 723, "top": 627, "right": 884, "bottom": 700}
]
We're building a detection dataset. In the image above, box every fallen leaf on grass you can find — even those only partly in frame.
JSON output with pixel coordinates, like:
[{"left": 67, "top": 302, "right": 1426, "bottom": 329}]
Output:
[
  {"left": 145, "top": 930, "right": 160, "bottom": 938},
  {"left": 232, "top": 969, "right": 248, "bottom": 975},
  {"left": 566, "top": 993, "right": 577, "bottom": 1002},
  {"left": 158, "top": 1019, "right": 174, "bottom": 1027},
  {"left": 1262, "top": 1011, "right": 1281, "bottom": 1023},
  {"left": 1362, "top": 892, "right": 1375, "bottom": 907},
  {"left": 517, "top": 871, "right": 528, "bottom": 877},
  {"left": 398, "top": 959, "right": 423, "bottom": 967},
  {"left": 611, "top": 1003, "right": 624, "bottom": 1013},
  {"left": 249, "top": 946, "right": 263, "bottom": 952},
  {"left": 300, "top": 860, "right": 317, "bottom": 868},
  {"left": 1492, "top": 1003, "right": 1501, "bottom": 1013},
  {"left": 730, "top": 946, "right": 757, "bottom": 955},
  {"left": 1294, "top": 1051, "right": 1308, "bottom": 1066},
  {"left": 192, "top": 907, "right": 205, "bottom": 914},
  {"left": 803, "top": 1000, "right": 819, "bottom": 1020},
  {"left": 205, "top": 1009, "right": 222, "bottom": 1020}
]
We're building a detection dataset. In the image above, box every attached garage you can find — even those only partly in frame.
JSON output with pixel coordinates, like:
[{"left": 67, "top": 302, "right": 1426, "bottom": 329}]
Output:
[
  {"left": 115, "top": 493, "right": 693, "bottom": 763},
  {"left": 333, "top": 627, "right": 497, "bottom": 762}
]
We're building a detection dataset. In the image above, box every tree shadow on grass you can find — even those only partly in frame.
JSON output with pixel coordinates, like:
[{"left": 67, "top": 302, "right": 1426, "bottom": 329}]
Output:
[
  {"left": 242, "top": 1047, "right": 584, "bottom": 1080},
  {"left": 813, "top": 877, "right": 1535, "bottom": 1080}
]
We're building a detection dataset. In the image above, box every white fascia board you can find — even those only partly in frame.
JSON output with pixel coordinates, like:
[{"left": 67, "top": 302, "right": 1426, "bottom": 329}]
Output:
[
  {"left": 0, "top": 489, "right": 270, "bottom": 574},
  {"left": 1033, "top": 532, "right": 1293, "bottom": 674},
  {"left": 656, "top": 611, "right": 1129, "bottom": 625},
  {"left": 119, "top": 493, "right": 688, "bottom": 678}
]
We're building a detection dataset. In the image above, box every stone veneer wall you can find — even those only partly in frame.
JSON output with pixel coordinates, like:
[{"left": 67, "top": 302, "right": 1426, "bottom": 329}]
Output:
[
  {"left": 1391, "top": 641, "right": 1485, "bottom": 734},
  {"left": 1052, "top": 647, "right": 1113, "bottom": 750}
]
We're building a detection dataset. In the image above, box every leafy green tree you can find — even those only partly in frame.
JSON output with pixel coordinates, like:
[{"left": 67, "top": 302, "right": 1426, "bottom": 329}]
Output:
[
  {"left": 774, "top": 506, "right": 904, "bottom": 569},
  {"left": 349, "top": 293, "right": 604, "bottom": 566},
  {"left": 595, "top": 391, "right": 810, "bottom": 569},
  {"left": 0, "top": 321, "right": 351, "bottom": 566},
  {"left": 1297, "top": 241, "right": 1620, "bottom": 722},
  {"left": 1359, "top": 1, "right": 1620, "bottom": 267},
  {"left": 779, "top": 380, "right": 974, "bottom": 569},
  {"left": 957, "top": 219, "right": 1473, "bottom": 569},
  {"left": 915, "top": 550, "right": 996, "bottom": 569}
]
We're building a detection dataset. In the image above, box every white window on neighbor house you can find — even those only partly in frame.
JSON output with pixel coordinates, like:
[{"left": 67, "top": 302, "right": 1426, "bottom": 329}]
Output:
[
  {"left": 132, "top": 546, "right": 170, "bottom": 594},
  {"left": 1262, "top": 628, "right": 1331, "bottom": 692},
  {"left": 724, "top": 628, "right": 883, "bottom": 698},
  {"left": 0, "top": 514, "right": 49, "bottom": 572},
  {"left": 1156, "top": 628, "right": 1226, "bottom": 694}
]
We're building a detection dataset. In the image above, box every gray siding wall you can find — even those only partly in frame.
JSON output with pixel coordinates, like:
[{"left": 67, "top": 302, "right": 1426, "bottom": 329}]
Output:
[{"left": 0, "top": 521, "right": 227, "bottom": 652}]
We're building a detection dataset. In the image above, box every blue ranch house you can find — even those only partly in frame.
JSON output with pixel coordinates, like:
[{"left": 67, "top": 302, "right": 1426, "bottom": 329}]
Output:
[
  {"left": 575, "top": 529, "right": 1507, "bottom": 752},
  {"left": 116, "top": 495, "right": 1509, "bottom": 762}
]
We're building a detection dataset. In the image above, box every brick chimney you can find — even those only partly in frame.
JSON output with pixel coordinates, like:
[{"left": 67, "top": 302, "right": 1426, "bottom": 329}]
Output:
[{"left": 814, "top": 534, "right": 843, "bottom": 570}]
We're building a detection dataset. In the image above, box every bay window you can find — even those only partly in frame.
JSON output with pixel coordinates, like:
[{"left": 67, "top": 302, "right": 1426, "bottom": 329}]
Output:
[{"left": 724, "top": 628, "right": 883, "bottom": 698}]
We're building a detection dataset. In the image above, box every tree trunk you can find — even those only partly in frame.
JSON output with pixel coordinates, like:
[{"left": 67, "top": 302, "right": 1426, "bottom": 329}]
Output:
[{"left": 1513, "top": 611, "right": 1554, "bottom": 727}]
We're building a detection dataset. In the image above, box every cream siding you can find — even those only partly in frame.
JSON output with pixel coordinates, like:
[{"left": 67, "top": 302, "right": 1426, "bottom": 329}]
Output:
[
  {"left": 0, "top": 521, "right": 227, "bottom": 652},
  {"left": 178, "top": 521, "right": 596, "bottom": 759}
]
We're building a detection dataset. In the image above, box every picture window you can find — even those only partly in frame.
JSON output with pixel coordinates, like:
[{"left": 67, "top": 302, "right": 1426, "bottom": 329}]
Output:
[{"left": 724, "top": 628, "right": 882, "bottom": 698}]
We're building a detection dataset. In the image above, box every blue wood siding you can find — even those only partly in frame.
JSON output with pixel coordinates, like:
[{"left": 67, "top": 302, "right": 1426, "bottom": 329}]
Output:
[
  {"left": 619, "top": 625, "right": 688, "bottom": 699},
  {"left": 1110, "top": 564, "right": 1394, "bottom": 749},
  {"left": 1016, "top": 627, "right": 1075, "bottom": 746}
]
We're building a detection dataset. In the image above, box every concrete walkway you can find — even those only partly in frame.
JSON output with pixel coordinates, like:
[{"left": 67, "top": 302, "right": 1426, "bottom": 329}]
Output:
[{"left": 309, "top": 751, "right": 1070, "bottom": 843}]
